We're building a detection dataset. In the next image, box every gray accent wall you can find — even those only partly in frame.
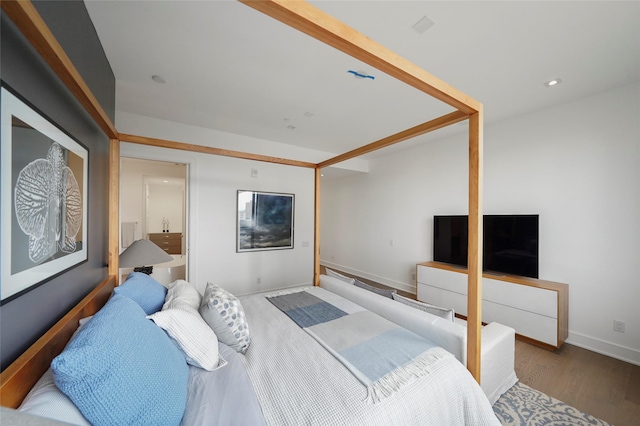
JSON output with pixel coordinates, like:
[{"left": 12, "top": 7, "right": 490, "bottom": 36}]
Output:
[{"left": 0, "top": 0, "right": 115, "bottom": 370}]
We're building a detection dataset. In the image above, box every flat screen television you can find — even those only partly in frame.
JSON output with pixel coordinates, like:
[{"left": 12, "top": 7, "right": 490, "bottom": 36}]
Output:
[{"left": 433, "top": 214, "right": 539, "bottom": 278}]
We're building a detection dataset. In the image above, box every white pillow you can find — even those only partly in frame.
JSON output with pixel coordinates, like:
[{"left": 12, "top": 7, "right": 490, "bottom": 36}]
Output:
[
  {"left": 164, "top": 279, "right": 202, "bottom": 310},
  {"left": 18, "top": 316, "right": 95, "bottom": 425},
  {"left": 148, "top": 305, "right": 221, "bottom": 371},
  {"left": 148, "top": 280, "right": 220, "bottom": 371},
  {"left": 392, "top": 293, "right": 455, "bottom": 321},
  {"left": 325, "top": 268, "right": 356, "bottom": 284},
  {"left": 199, "top": 283, "right": 251, "bottom": 354},
  {"left": 19, "top": 368, "right": 90, "bottom": 425}
]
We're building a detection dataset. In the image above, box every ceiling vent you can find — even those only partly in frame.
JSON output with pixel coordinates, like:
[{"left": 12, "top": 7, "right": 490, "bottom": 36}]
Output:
[{"left": 412, "top": 15, "right": 435, "bottom": 34}]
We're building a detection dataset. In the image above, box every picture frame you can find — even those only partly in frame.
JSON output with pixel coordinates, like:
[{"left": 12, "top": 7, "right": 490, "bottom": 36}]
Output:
[
  {"left": 237, "top": 190, "right": 294, "bottom": 252},
  {"left": 1, "top": 84, "right": 89, "bottom": 303}
]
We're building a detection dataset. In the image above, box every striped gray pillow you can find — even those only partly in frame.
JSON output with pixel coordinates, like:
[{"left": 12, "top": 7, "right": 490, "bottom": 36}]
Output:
[
  {"left": 354, "top": 279, "right": 396, "bottom": 299},
  {"left": 392, "top": 293, "right": 454, "bottom": 321}
]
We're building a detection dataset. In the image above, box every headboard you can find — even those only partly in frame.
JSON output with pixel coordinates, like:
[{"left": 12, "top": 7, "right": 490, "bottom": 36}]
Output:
[{"left": 0, "top": 276, "right": 116, "bottom": 408}]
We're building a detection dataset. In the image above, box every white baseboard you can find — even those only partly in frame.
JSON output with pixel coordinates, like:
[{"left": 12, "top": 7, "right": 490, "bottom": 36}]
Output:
[
  {"left": 320, "top": 260, "right": 416, "bottom": 295},
  {"left": 566, "top": 331, "right": 640, "bottom": 367}
]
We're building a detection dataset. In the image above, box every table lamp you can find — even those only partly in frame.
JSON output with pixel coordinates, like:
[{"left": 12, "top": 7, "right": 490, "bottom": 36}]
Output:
[{"left": 119, "top": 239, "right": 173, "bottom": 274}]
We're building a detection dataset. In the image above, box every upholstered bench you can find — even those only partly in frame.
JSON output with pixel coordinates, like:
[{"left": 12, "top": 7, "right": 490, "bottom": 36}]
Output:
[{"left": 320, "top": 274, "right": 517, "bottom": 405}]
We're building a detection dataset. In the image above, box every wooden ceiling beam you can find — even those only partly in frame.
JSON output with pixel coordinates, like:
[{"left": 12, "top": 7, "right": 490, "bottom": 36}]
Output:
[
  {"left": 318, "top": 110, "right": 468, "bottom": 168},
  {"left": 119, "top": 133, "right": 317, "bottom": 169},
  {"left": 239, "top": 0, "right": 481, "bottom": 115},
  {"left": 1, "top": 0, "right": 118, "bottom": 139}
]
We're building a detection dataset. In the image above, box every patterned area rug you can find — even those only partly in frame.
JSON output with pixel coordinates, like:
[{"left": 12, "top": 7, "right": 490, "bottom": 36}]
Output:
[{"left": 493, "top": 382, "right": 611, "bottom": 426}]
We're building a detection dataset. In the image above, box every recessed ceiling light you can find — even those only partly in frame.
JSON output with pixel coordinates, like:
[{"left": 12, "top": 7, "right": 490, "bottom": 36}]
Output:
[
  {"left": 151, "top": 75, "right": 166, "bottom": 84},
  {"left": 544, "top": 78, "right": 562, "bottom": 87}
]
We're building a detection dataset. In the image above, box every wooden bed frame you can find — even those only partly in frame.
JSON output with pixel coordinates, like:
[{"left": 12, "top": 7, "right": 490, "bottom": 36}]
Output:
[
  {"left": 0, "top": 276, "right": 115, "bottom": 408},
  {"left": 1, "top": 0, "right": 484, "bottom": 408}
]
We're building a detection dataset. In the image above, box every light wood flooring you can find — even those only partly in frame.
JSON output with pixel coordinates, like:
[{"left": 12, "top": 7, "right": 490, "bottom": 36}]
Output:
[
  {"left": 515, "top": 340, "right": 640, "bottom": 426},
  {"left": 320, "top": 267, "right": 640, "bottom": 425}
]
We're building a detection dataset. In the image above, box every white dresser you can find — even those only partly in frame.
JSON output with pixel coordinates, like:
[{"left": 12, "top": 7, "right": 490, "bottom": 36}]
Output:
[{"left": 416, "top": 261, "right": 568, "bottom": 349}]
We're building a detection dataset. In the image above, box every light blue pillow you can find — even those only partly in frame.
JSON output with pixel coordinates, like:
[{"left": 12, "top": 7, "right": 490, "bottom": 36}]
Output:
[
  {"left": 51, "top": 294, "right": 188, "bottom": 425},
  {"left": 114, "top": 272, "right": 167, "bottom": 314}
]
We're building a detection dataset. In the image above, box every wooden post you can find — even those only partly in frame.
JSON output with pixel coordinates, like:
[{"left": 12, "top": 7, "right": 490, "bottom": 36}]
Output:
[
  {"left": 108, "top": 139, "right": 120, "bottom": 281},
  {"left": 467, "top": 110, "right": 483, "bottom": 382},
  {"left": 313, "top": 167, "right": 322, "bottom": 286}
]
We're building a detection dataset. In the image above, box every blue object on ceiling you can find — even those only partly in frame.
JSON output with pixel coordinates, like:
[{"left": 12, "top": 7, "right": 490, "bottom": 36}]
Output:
[{"left": 347, "top": 70, "right": 375, "bottom": 80}]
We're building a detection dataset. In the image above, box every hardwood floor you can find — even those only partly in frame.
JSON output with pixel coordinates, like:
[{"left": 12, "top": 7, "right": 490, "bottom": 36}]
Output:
[
  {"left": 320, "top": 267, "right": 640, "bottom": 425},
  {"left": 515, "top": 340, "right": 640, "bottom": 426}
]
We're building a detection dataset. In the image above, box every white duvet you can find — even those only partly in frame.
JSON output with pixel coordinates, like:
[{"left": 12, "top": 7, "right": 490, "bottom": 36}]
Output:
[{"left": 240, "top": 287, "right": 500, "bottom": 426}]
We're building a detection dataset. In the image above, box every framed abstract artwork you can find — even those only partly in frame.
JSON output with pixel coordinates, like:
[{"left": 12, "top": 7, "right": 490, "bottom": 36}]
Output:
[
  {"left": 237, "top": 190, "right": 294, "bottom": 252},
  {"left": 1, "top": 84, "right": 88, "bottom": 303}
]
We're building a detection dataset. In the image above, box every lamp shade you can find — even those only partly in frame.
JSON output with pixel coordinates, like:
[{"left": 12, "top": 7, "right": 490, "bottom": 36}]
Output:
[{"left": 119, "top": 239, "right": 173, "bottom": 268}]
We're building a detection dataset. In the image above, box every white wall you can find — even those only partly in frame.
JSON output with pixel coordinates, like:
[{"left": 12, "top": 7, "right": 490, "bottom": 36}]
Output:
[
  {"left": 120, "top": 159, "right": 186, "bottom": 246},
  {"left": 321, "top": 82, "right": 640, "bottom": 365},
  {"left": 118, "top": 116, "right": 317, "bottom": 297},
  {"left": 147, "top": 182, "right": 184, "bottom": 234}
]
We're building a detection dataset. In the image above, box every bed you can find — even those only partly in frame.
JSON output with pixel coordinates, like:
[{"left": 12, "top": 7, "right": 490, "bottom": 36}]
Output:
[
  {"left": 2, "top": 0, "right": 488, "bottom": 415},
  {"left": 3, "top": 273, "right": 500, "bottom": 425}
]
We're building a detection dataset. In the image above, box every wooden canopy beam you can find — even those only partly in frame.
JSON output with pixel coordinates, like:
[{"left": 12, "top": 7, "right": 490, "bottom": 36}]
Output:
[
  {"left": 318, "top": 110, "right": 468, "bottom": 169},
  {"left": 1, "top": 0, "right": 118, "bottom": 139},
  {"left": 119, "top": 133, "right": 316, "bottom": 169},
  {"left": 239, "top": 0, "right": 481, "bottom": 115},
  {"left": 4, "top": 0, "right": 485, "bottom": 385}
]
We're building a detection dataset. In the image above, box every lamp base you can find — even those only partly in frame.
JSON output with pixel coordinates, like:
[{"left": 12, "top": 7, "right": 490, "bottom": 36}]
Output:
[{"left": 133, "top": 266, "right": 154, "bottom": 275}]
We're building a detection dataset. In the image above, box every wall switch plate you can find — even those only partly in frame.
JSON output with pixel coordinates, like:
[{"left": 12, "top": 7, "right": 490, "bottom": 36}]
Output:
[{"left": 613, "top": 320, "right": 625, "bottom": 333}]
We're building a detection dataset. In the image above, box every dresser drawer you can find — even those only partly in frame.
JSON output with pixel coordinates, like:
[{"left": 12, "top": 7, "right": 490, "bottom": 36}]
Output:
[
  {"left": 148, "top": 233, "right": 182, "bottom": 254},
  {"left": 416, "top": 261, "right": 568, "bottom": 349}
]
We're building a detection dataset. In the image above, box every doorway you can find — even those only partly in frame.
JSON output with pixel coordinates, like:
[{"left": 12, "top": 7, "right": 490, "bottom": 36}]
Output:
[{"left": 120, "top": 157, "right": 188, "bottom": 285}]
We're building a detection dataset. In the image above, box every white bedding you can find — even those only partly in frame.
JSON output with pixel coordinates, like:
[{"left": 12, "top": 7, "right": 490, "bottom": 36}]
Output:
[
  {"left": 240, "top": 287, "right": 500, "bottom": 426},
  {"left": 17, "top": 284, "right": 499, "bottom": 425}
]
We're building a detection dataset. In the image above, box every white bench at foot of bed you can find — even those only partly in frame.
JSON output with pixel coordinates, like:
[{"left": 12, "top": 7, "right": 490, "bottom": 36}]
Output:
[{"left": 319, "top": 274, "right": 517, "bottom": 405}]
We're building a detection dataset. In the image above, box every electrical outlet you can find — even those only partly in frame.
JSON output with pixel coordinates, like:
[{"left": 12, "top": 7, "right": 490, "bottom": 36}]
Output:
[
  {"left": 613, "top": 320, "right": 625, "bottom": 333},
  {"left": 411, "top": 273, "right": 416, "bottom": 282},
  {"left": 256, "top": 277, "right": 261, "bottom": 285}
]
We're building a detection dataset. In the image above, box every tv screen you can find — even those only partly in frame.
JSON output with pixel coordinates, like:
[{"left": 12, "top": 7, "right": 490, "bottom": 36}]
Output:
[
  {"left": 433, "top": 215, "right": 468, "bottom": 268},
  {"left": 433, "top": 215, "right": 539, "bottom": 278}
]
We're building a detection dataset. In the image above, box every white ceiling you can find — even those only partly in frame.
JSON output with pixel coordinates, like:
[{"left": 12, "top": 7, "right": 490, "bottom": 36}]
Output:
[{"left": 85, "top": 1, "right": 640, "bottom": 161}]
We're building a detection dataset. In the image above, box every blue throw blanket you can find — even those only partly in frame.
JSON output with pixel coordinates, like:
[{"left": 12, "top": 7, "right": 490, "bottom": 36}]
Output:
[{"left": 267, "top": 290, "right": 447, "bottom": 402}]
